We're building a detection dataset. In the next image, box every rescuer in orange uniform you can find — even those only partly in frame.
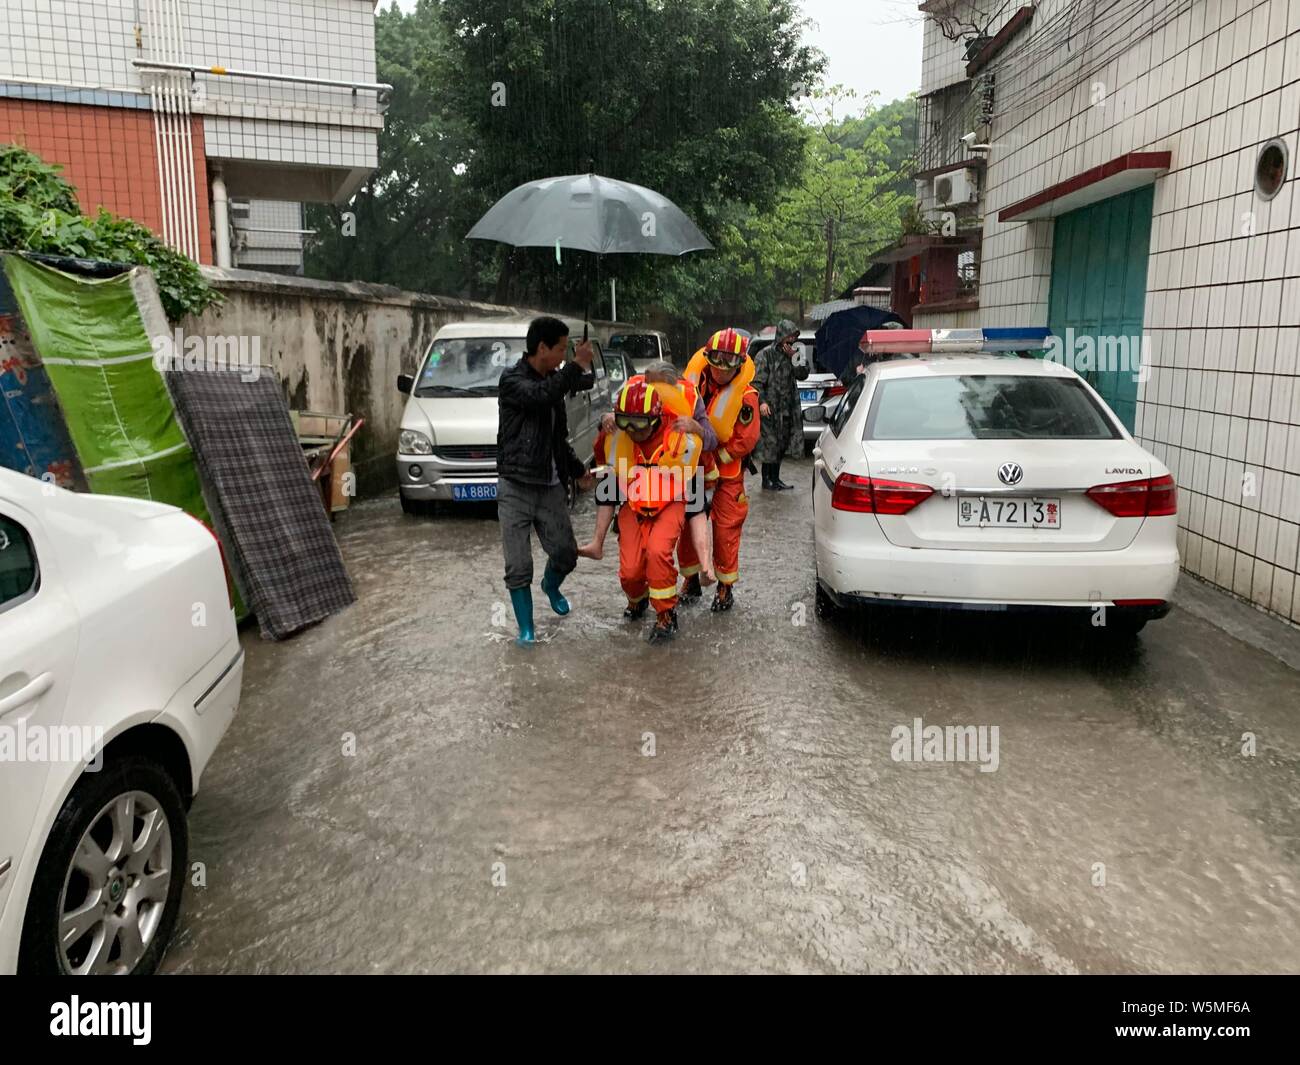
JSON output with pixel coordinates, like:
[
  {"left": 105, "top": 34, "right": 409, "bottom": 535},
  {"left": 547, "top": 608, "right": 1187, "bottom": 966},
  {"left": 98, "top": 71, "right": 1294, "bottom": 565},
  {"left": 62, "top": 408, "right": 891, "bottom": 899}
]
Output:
[
  {"left": 678, "top": 327, "right": 761, "bottom": 612},
  {"left": 594, "top": 378, "right": 703, "bottom": 642}
]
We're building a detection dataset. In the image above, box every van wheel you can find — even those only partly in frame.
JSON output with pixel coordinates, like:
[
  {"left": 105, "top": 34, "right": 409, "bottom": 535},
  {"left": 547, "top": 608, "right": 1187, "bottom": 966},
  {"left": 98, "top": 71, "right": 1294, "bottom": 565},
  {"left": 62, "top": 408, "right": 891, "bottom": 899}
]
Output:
[
  {"left": 400, "top": 493, "right": 434, "bottom": 517},
  {"left": 18, "top": 755, "right": 188, "bottom": 975}
]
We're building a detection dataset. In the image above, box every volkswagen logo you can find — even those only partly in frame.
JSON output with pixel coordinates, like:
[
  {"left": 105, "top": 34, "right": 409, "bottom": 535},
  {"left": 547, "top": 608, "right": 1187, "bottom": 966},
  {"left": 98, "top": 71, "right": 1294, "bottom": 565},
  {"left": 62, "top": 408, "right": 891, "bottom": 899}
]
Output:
[{"left": 998, "top": 462, "right": 1024, "bottom": 486}]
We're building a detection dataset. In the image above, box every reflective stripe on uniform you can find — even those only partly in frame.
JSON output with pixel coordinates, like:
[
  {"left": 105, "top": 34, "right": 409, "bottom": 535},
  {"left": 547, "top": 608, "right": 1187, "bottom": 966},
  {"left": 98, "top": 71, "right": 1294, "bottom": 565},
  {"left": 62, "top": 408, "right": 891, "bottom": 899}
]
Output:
[
  {"left": 626, "top": 592, "right": 648, "bottom": 603},
  {"left": 716, "top": 569, "right": 738, "bottom": 584},
  {"left": 718, "top": 447, "right": 733, "bottom": 464},
  {"left": 648, "top": 585, "right": 677, "bottom": 599},
  {"left": 679, "top": 564, "right": 701, "bottom": 577}
]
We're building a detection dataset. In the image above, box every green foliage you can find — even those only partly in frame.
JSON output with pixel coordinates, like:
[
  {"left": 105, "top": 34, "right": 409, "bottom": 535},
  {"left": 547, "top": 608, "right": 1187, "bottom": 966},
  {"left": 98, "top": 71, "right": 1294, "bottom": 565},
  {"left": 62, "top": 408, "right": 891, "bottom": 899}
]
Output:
[
  {"left": 678, "top": 87, "right": 913, "bottom": 322},
  {"left": 306, "top": 1, "right": 916, "bottom": 328},
  {"left": 306, "top": 0, "right": 483, "bottom": 296},
  {"left": 0, "top": 144, "right": 217, "bottom": 321}
]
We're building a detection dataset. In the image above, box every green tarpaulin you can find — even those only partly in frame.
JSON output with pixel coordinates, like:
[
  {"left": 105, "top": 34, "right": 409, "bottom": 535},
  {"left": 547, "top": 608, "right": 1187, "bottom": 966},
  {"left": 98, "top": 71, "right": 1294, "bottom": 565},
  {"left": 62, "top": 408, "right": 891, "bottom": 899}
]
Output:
[{"left": 2, "top": 254, "right": 245, "bottom": 616}]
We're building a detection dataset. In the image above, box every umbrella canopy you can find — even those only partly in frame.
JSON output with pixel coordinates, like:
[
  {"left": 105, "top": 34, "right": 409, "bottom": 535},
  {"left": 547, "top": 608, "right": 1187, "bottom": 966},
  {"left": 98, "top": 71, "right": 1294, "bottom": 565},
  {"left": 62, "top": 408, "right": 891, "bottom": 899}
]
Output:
[
  {"left": 814, "top": 305, "right": 906, "bottom": 382},
  {"left": 466, "top": 173, "right": 713, "bottom": 256}
]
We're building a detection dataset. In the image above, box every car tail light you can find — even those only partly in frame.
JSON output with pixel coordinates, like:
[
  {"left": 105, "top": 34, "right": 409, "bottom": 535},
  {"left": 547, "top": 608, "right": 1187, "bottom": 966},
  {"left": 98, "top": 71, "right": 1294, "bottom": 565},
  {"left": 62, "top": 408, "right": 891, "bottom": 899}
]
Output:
[
  {"left": 824, "top": 384, "right": 846, "bottom": 398},
  {"left": 831, "top": 473, "right": 933, "bottom": 514},
  {"left": 1086, "top": 474, "right": 1177, "bottom": 518},
  {"left": 190, "top": 515, "right": 234, "bottom": 608},
  {"left": 1114, "top": 599, "right": 1166, "bottom": 607}
]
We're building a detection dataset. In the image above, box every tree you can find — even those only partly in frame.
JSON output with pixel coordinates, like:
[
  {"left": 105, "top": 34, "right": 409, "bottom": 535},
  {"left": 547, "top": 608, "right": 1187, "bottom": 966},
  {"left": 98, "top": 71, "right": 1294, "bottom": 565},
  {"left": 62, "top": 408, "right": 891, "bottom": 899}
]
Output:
[
  {"left": 305, "top": 1, "right": 480, "bottom": 296},
  {"left": 696, "top": 88, "right": 911, "bottom": 321},
  {"left": 430, "top": 0, "right": 823, "bottom": 314}
]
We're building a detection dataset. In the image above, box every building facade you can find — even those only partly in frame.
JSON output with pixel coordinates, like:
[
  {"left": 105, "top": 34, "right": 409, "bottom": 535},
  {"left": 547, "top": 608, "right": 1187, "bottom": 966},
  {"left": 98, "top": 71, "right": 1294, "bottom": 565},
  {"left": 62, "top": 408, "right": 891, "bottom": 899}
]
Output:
[
  {"left": 1, "top": 0, "right": 383, "bottom": 266},
  {"left": 899, "top": 0, "right": 1300, "bottom": 626}
]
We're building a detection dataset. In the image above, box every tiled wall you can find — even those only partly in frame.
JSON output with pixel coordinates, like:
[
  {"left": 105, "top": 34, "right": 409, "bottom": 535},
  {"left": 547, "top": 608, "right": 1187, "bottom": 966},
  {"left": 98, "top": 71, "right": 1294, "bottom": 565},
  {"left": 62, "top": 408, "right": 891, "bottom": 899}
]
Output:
[
  {"left": 914, "top": 0, "right": 1300, "bottom": 625},
  {"left": 203, "top": 115, "right": 377, "bottom": 169},
  {"left": 0, "top": 98, "right": 213, "bottom": 265},
  {"left": 920, "top": 9, "right": 976, "bottom": 97},
  {"left": 1, "top": 0, "right": 382, "bottom": 171},
  {"left": 182, "top": 0, "right": 378, "bottom": 114}
]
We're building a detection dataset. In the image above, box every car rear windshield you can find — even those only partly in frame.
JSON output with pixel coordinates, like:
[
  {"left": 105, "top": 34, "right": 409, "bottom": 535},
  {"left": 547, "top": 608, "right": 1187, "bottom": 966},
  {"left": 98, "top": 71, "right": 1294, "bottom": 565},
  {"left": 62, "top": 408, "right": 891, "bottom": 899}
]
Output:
[
  {"left": 607, "top": 334, "right": 661, "bottom": 362},
  {"left": 416, "top": 337, "right": 523, "bottom": 396},
  {"left": 865, "top": 374, "right": 1120, "bottom": 440}
]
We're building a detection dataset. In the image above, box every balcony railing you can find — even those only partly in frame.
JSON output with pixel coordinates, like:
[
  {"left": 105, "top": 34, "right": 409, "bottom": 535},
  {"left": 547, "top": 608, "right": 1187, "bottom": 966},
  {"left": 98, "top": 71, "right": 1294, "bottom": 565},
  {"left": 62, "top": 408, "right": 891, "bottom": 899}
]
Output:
[{"left": 915, "top": 74, "right": 993, "bottom": 175}]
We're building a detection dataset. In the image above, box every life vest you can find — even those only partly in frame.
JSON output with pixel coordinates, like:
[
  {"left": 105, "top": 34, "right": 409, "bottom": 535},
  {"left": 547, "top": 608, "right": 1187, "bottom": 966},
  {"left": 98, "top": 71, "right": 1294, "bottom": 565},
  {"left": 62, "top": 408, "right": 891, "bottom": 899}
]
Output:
[
  {"left": 623, "top": 374, "right": 697, "bottom": 419},
  {"left": 685, "top": 350, "right": 756, "bottom": 481},
  {"left": 600, "top": 422, "right": 702, "bottom": 517}
]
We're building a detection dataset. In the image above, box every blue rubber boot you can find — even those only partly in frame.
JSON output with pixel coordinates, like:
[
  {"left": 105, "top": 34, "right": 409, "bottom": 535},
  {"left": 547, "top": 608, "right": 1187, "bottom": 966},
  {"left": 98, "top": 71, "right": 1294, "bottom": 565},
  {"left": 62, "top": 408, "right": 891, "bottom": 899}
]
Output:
[
  {"left": 540, "top": 563, "right": 571, "bottom": 616},
  {"left": 509, "top": 586, "right": 536, "bottom": 645}
]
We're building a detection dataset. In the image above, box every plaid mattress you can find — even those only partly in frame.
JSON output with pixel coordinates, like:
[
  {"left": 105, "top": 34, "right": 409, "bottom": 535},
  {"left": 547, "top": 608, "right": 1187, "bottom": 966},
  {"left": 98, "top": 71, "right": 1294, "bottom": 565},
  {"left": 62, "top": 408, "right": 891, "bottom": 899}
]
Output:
[{"left": 166, "top": 369, "right": 355, "bottom": 639}]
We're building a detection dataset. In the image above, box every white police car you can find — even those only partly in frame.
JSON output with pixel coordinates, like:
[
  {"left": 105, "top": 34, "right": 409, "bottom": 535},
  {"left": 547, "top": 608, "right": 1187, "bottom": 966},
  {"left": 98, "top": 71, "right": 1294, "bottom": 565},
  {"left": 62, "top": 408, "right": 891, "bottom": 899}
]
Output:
[{"left": 812, "top": 328, "right": 1179, "bottom": 633}]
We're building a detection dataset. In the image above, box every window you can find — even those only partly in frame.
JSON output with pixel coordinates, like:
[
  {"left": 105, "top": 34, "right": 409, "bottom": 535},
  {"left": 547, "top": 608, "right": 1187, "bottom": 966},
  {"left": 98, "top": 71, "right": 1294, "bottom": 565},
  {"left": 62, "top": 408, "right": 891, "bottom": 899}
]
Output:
[
  {"left": 0, "top": 513, "right": 39, "bottom": 611},
  {"left": 865, "top": 374, "right": 1120, "bottom": 441},
  {"left": 830, "top": 375, "right": 866, "bottom": 437},
  {"left": 417, "top": 337, "right": 522, "bottom": 396}
]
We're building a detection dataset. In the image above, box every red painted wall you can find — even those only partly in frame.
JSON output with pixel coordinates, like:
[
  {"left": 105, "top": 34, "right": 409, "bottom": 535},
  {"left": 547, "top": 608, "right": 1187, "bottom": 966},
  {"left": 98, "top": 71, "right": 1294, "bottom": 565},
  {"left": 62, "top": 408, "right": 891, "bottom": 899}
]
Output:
[{"left": 0, "top": 99, "right": 212, "bottom": 265}]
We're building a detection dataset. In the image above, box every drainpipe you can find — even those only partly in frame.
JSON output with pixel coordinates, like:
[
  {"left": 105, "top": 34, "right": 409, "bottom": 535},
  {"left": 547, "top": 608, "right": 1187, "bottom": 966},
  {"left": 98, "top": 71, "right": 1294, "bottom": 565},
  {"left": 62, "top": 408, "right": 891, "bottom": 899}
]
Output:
[{"left": 211, "top": 169, "right": 232, "bottom": 268}]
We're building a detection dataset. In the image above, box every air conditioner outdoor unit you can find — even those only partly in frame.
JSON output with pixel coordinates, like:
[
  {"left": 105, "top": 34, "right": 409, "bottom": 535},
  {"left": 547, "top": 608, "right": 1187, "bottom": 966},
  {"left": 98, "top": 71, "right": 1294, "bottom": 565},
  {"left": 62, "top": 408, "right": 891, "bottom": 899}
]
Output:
[{"left": 934, "top": 168, "right": 979, "bottom": 208}]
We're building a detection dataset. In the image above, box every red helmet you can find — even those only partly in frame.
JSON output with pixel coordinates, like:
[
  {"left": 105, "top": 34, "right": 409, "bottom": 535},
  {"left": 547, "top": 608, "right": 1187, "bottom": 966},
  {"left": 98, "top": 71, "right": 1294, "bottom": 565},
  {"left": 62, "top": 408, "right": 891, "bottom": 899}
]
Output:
[
  {"left": 615, "top": 378, "right": 662, "bottom": 418},
  {"left": 706, "top": 328, "right": 749, "bottom": 359}
]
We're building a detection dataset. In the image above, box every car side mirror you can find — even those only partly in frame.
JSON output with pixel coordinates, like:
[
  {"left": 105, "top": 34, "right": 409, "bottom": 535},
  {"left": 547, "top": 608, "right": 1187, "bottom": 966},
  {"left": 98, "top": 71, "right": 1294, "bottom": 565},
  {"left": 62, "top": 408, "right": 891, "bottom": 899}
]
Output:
[{"left": 397, "top": 374, "right": 414, "bottom": 394}]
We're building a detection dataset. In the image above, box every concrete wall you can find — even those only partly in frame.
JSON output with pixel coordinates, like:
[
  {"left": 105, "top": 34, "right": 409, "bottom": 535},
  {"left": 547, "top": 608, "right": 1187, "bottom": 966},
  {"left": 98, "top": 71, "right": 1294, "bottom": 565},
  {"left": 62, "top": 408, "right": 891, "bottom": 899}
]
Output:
[{"left": 181, "top": 267, "right": 618, "bottom": 496}]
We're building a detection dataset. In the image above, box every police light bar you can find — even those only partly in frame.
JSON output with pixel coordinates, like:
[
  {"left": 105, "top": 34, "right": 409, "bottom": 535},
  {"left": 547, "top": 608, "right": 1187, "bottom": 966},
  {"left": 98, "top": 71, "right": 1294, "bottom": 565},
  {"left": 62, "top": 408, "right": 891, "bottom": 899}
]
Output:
[{"left": 860, "top": 327, "right": 1052, "bottom": 355}]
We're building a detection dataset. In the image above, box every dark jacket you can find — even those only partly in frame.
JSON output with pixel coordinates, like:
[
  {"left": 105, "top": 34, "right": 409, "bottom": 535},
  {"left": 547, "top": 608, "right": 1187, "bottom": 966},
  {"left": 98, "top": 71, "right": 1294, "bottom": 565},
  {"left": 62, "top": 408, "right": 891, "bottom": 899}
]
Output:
[{"left": 497, "top": 356, "right": 593, "bottom": 486}]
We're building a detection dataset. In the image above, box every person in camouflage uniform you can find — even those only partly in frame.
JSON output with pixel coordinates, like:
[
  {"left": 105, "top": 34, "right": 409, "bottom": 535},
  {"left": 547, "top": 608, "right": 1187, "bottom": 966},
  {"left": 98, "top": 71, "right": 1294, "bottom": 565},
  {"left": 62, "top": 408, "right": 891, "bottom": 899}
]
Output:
[{"left": 752, "top": 319, "right": 807, "bottom": 490}]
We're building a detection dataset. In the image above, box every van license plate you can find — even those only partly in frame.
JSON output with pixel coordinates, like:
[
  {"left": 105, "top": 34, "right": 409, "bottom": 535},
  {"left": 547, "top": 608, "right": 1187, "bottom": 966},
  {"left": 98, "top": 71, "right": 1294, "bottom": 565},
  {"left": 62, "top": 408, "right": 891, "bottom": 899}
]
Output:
[
  {"left": 957, "top": 496, "right": 1060, "bottom": 528},
  {"left": 452, "top": 483, "right": 497, "bottom": 501},
  {"left": 799, "top": 390, "right": 818, "bottom": 402}
]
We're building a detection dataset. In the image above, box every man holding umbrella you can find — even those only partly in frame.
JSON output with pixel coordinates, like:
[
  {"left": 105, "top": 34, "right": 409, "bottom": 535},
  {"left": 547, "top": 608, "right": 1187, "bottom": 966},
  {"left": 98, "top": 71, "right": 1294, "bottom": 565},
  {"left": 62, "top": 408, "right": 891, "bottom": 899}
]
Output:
[
  {"left": 752, "top": 319, "right": 808, "bottom": 490},
  {"left": 497, "top": 316, "right": 596, "bottom": 645}
]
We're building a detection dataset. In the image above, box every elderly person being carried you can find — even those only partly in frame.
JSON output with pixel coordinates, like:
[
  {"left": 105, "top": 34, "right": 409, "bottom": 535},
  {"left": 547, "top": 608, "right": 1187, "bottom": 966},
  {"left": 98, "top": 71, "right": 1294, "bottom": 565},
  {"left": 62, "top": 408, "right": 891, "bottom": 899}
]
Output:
[{"left": 578, "top": 360, "right": 717, "bottom": 587}]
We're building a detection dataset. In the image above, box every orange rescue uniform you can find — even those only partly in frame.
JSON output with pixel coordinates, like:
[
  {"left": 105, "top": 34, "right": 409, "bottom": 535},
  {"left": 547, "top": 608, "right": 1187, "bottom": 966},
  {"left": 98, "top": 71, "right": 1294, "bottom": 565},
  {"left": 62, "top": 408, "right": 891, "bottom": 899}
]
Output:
[
  {"left": 677, "top": 358, "right": 761, "bottom": 588},
  {"left": 594, "top": 421, "right": 701, "bottom": 614}
]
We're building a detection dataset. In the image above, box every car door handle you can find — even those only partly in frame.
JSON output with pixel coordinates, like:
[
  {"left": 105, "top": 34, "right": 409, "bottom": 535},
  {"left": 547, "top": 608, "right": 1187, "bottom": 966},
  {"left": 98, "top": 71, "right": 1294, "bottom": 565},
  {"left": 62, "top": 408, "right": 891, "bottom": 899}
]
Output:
[{"left": 0, "top": 672, "right": 54, "bottom": 720}]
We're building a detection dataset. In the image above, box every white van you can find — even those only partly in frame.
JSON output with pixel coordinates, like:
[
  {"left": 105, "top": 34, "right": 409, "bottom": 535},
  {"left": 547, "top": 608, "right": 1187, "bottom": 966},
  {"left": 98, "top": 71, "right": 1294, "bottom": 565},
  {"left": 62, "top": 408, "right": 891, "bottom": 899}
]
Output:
[
  {"left": 395, "top": 316, "right": 612, "bottom": 513},
  {"left": 605, "top": 330, "right": 672, "bottom": 373}
]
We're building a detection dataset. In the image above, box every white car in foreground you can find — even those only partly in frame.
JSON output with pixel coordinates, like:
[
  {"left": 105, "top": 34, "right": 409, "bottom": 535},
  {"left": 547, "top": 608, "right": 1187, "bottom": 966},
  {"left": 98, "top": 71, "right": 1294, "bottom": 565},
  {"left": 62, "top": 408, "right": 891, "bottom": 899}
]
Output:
[
  {"left": 812, "top": 331, "right": 1179, "bottom": 634},
  {"left": 0, "top": 468, "right": 242, "bottom": 974}
]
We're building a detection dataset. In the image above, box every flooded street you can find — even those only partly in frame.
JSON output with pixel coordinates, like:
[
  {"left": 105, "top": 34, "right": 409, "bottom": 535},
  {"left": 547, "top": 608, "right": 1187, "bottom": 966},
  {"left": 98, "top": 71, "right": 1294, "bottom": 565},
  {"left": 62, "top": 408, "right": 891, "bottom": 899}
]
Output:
[{"left": 163, "top": 461, "right": 1300, "bottom": 974}]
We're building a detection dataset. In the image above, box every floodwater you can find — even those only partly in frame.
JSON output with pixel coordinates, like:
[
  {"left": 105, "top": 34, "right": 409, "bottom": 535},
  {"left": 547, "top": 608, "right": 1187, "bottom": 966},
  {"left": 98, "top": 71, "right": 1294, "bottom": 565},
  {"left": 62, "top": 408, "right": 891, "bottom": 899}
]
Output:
[{"left": 162, "top": 460, "right": 1300, "bottom": 973}]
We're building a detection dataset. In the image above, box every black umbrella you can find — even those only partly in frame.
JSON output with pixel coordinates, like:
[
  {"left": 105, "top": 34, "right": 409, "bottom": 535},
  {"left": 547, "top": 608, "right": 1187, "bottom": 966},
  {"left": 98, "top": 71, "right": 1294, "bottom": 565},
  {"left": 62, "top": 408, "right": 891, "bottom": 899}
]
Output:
[
  {"left": 467, "top": 172, "right": 713, "bottom": 336},
  {"left": 814, "top": 305, "right": 906, "bottom": 382}
]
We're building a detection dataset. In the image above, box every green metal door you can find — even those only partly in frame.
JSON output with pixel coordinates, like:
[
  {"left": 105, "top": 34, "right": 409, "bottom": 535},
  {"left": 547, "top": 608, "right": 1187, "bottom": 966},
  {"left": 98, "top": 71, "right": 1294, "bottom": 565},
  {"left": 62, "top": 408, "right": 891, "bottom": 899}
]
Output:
[{"left": 1047, "top": 185, "right": 1153, "bottom": 431}]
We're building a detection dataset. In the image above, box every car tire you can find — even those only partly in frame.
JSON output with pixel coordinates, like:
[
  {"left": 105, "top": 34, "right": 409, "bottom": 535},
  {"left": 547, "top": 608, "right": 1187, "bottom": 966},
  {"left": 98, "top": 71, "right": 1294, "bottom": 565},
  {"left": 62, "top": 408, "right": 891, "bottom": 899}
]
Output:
[
  {"left": 815, "top": 582, "right": 838, "bottom": 621},
  {"left": 400, "top": 493, "right": 434, "bottom": 517},
  {"left": 18, "top": 755, "right": 189, "bottom": 976},
  {"left": 1098, "top": 615, "right": 1148, "bottom": 636}
]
